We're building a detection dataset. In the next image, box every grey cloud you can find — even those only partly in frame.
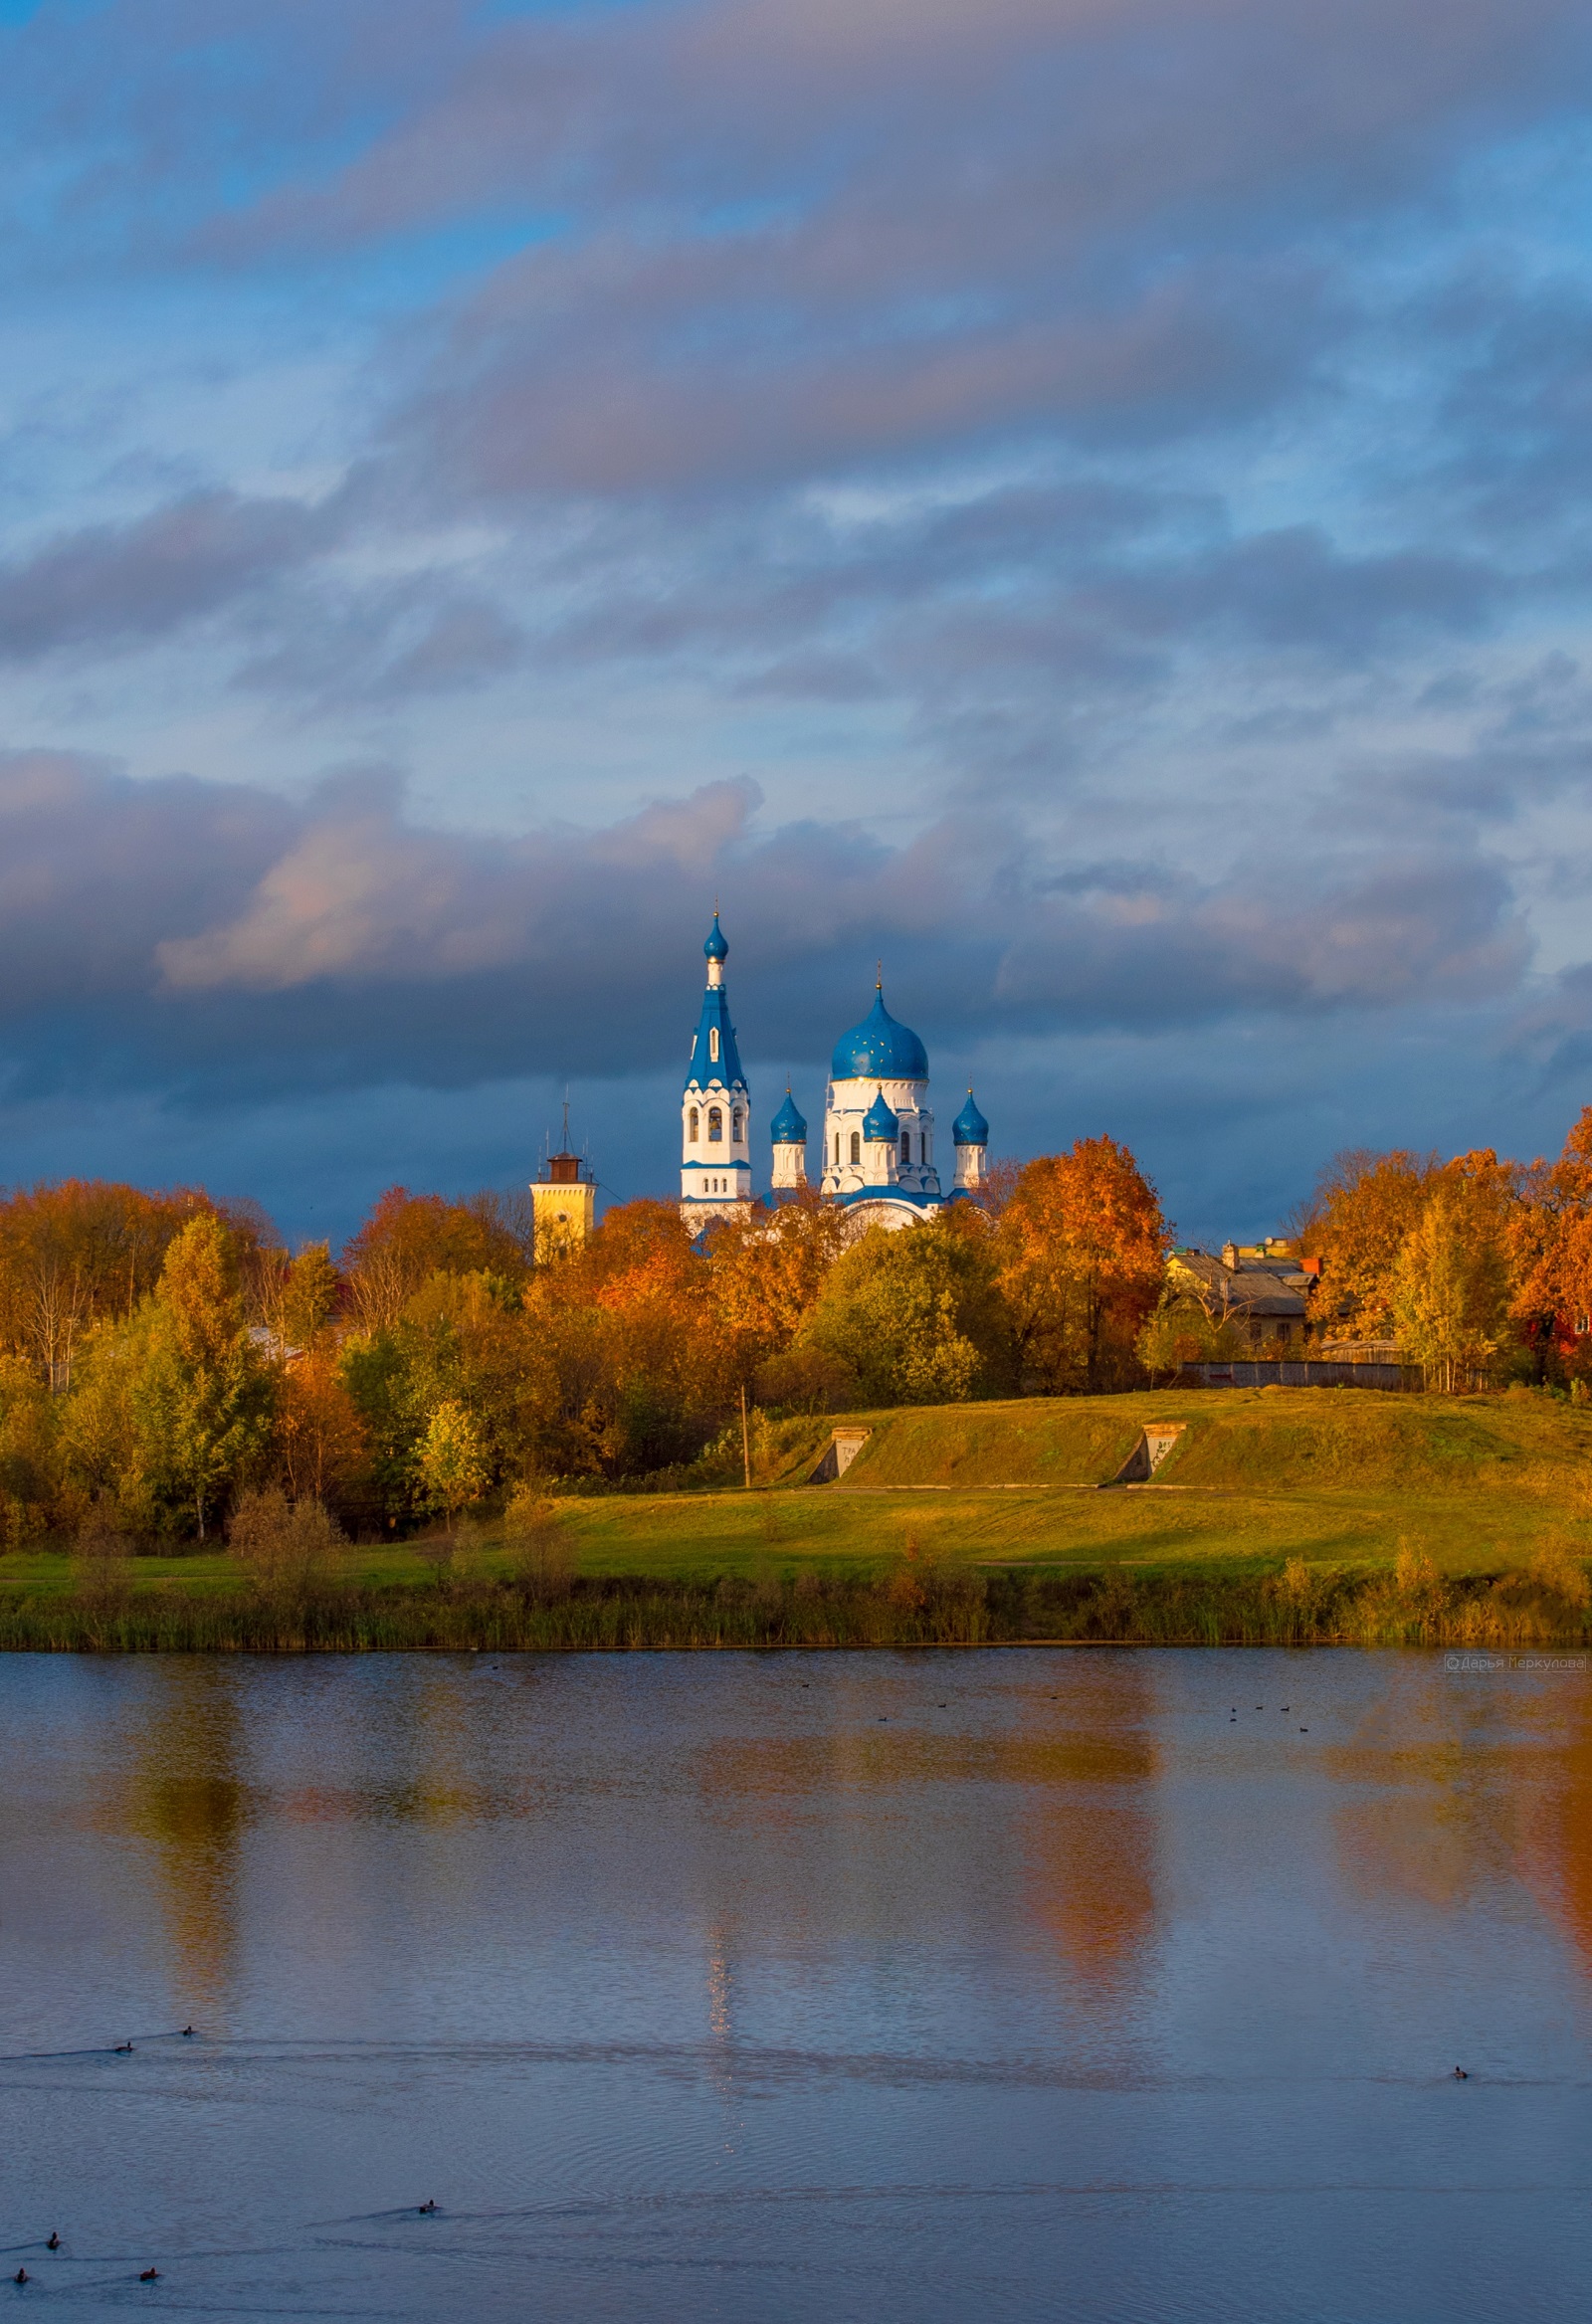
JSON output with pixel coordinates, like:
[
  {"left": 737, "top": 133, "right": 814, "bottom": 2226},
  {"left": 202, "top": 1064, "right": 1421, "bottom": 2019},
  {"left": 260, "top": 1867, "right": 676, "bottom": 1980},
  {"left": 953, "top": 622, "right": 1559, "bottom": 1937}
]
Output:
[
  {"left": 995, "top": 855, "right": 1527, "bottom": 1026},
  {"left": 233, "top": 582, "right": 524, "bottom": 704},
  {"left": 404, "top": 254, "right": 1330, "bottom": 499},
  {"left": 1096, "top": 529, "right": 1501, "bottom": 657},
  {"left": 186, "top": 0, "right": 1580, "bottom": 504},
  {"left": 210, "top": 0, "right": 1582, "bottom": 267},
  {"left": 0, "top": 750, "right": 294, "bottom": 1008},
  {"left": 0, "top": 755, "right": 1540, "bottom": 1121},
  {"left": 0, "top": 489, "right": 335, "bottom": 663}
]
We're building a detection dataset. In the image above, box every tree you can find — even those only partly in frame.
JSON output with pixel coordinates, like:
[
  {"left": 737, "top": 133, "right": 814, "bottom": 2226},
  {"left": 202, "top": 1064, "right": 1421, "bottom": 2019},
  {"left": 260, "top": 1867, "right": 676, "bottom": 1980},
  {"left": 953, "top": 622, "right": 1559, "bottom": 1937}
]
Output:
[
  {"left": 704, "top": 1191, "right": 852, "bottom": 1382},
  {"left": 282, "top": 1243, "right": 342, "bottom": 1348},
  {"left": 0, "top": 1180, "right": 220, "bottom": 1385},
  {"left": 994, "top": 1139, "right": 1167, "bottom": 1393},
  {"left": 0, "top": 1353, "right": 59, "bottom": 1545},
  {"left": 801, "top": 1214, "right": 1012, "bottom": 1407},
  {"left": 228, "top": 1484, "right": 344, "bottom": 1597},
  {"left": 1390, "top": 1178, "right": 1511, "bottom": 1392},
  {"left": 502, "top": 1482, "right": 572, "bottom": 1599},
  {"left": 514, "top": 1200, "right": 719, "bottom": 1476},
  {"left": 127, "top": 1215, "right": 277, "bottom": 1538},
  {"left": 342, "top": 1187, "right": 532, "bottom": 1329},
  {"left": 1135, "top": 1292, "right": 1246, "bottom": 1381},
  {"left": 1512, "top": 1106, "right": 1592, "bottom": 1380},
  {"left": 277, "top": 1349, "right": 372, "bottom": 1508},
  {"left": 416, "top": 1398, "right": 490, "bottom": 1536},
  {"left": 1288, "top": 1148, "right": 1441, "bottom": 1338}
]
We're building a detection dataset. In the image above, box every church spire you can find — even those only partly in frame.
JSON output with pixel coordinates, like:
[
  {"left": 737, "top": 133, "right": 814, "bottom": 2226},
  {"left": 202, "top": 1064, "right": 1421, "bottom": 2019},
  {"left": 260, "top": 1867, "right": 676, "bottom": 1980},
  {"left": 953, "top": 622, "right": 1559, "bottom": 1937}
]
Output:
[{"left": 681, "top": 909, "right": 751, "bottom": 1224}]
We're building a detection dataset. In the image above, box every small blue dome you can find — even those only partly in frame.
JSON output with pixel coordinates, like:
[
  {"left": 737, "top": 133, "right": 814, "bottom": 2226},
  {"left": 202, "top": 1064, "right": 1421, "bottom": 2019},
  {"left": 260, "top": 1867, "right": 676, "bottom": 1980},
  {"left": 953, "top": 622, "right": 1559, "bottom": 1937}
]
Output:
[
  {"left": 830, "top": 988, "right": 928, "bottom": 1082},
  {"left": 953, "top": 1089, "right": 989, "bottom": 1146},
  {"left": 702, "top": 911, "right": 728, "bottom": 963},
  {"left": 862, "top": 1086, "right": 899, "bottom": 1142},
  {"left": 770, "top": 1089, "right": 807, "bottom": 1143}
]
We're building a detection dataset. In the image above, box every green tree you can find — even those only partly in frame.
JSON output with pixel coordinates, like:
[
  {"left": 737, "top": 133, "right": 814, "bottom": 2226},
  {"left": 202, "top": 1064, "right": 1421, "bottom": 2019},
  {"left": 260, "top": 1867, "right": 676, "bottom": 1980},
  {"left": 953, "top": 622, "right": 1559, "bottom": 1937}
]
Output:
[
  {"left": 128, "top": 1215, "right": 277, "bottom": 1538},
  {"left": 416, "top": 1398, "right": 490, "bottom": 1536},
  {"left": 1135, "top": 1292, "right": 1246, "bottom": 1380},
  {"left": 802, "top": 1216, "right": 1011, "bottom": 1407}
]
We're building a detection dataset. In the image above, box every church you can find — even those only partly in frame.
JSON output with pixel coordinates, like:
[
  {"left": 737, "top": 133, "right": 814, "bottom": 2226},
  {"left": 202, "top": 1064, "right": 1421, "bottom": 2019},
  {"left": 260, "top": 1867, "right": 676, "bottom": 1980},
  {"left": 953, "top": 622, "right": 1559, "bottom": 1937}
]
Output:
[{"left": 680, "top": 912, "right": 989, "bottom": 1232}]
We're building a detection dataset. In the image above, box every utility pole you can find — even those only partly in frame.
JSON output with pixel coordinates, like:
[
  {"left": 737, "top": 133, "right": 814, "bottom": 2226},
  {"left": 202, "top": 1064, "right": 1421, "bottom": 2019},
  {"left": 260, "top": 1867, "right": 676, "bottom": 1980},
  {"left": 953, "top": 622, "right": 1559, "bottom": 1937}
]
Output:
[{"left": 740, "top": 1382, "right": 751, "bottom": 1489}]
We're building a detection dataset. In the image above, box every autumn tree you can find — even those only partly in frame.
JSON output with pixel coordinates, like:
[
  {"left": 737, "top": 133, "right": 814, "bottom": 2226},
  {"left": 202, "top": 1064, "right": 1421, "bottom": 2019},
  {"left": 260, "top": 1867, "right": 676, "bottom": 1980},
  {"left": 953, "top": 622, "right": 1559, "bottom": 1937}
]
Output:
[
  {"left": 228, "top": 1484, "right": 345, "bottom": 1597},
  {"left": 0, "top": 1353, "right": 58, "bottom": 1545},
  {"left": 994, "top": 1138, "right": 1167, "bottom": 1393},
  {"left": 342, "top": 1187, "right": 532, "bottom": 1330},
  {"left": 1390, "top": 1174, "right": 1512, "bottom": 1391},
  {"left": 703, "top": 1190, "right": 852, "bottom": 1383},
  {"left": 1510, "top": 1105, "right": 1592, "bottom": 1380},
  {"left": 1288, "top": 1149, "right": 1444, "bottom": 1339},
  {"left": 277, "top": 1350, "right": 372, "bottom": 1509},
  {"left": 251, "top": 1241, "right": 343, "bottom": 1352},
  {"left": 514, "top": 1200, "right": 718, "bottom": 1475},
  {"left": 1135, "top": 1291, "right": 1247, "bottom": 1381},
  {"left": 126, "top": 1215, "right": 277, "bottom": 1538},
  {"left": 0, "top": 1181, "right": 220, "bottom": 1386}
]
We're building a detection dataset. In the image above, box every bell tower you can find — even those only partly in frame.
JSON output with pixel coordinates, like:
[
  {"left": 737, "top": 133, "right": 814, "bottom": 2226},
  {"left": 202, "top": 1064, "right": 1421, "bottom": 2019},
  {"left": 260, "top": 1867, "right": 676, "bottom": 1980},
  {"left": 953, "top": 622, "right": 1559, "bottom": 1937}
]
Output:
[{"left": 681, "top": 911, "right": 753, "bottom": 1224}]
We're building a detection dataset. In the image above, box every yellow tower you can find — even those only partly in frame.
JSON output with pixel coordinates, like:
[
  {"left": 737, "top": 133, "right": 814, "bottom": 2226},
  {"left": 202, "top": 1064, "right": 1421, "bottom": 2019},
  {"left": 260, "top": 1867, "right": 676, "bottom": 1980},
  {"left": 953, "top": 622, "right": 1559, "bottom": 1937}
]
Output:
[{"left": 531, "top": 1108, "right": 596, "bottom": 1261}]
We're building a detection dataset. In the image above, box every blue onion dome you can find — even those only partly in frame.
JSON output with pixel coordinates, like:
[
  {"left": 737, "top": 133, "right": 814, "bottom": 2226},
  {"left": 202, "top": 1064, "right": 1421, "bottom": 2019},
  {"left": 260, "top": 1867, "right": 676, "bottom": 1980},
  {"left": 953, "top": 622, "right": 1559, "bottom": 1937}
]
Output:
[
  {"left": 770, "top": 1088, "right": 807, "bottom": 1143},
  {"left": 702, "top": 911, "right": 728, "bottom": 963},
  {"left": 862, "top": 1085, "right": 899, "bottom": 1142},
  {"left": 830, "top": 986, "right": 928, "bottom": 1082},
  {"left": 953, "top": 1088, "right": 989, "bottom": 1146}
]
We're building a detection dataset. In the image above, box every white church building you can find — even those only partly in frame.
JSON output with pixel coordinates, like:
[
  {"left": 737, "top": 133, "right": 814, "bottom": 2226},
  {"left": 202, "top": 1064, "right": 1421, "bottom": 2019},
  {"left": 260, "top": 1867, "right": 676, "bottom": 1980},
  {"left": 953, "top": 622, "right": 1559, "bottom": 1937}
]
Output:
[{"left": 680, "top": 913, "right": 989, "bottom": 1232}]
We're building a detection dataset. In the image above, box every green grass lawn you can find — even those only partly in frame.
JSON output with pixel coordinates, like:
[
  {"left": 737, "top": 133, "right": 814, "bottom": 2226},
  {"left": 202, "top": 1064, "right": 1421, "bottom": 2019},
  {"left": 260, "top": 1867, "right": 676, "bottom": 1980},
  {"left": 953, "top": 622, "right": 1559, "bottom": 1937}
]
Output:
[
  {"left": 542, "top": 1386, "right": 1592, "bottom": 1582},
  {"left": 4, "top": 1386, "right": 1583, "bottom": 1608}
]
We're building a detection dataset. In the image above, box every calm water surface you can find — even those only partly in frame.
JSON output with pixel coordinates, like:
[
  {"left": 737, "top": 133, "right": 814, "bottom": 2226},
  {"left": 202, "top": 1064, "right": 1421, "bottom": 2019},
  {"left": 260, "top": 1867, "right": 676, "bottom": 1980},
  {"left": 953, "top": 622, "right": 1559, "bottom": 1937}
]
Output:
[{"left": 1, "top": 1647, "right": 1589, "bottom": 2320}]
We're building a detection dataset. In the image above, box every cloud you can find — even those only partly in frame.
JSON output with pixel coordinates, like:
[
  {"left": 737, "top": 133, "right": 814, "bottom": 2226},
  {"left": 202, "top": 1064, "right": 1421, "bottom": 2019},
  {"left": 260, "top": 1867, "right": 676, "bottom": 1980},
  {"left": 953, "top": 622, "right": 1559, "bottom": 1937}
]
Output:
[
  {"left": 0, "top": 490, "right": 335, "bottom": 663},
  {"left": 0, "top": 751, "right": 1533, "bottom": 1108}
]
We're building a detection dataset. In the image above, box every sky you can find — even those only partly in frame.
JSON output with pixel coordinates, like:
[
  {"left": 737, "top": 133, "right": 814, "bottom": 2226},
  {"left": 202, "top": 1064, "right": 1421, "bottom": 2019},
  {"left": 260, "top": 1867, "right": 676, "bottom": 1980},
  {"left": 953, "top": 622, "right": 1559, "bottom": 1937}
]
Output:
[{"left": 1, "top": 0, "right": 1591, "bottom": 1248}]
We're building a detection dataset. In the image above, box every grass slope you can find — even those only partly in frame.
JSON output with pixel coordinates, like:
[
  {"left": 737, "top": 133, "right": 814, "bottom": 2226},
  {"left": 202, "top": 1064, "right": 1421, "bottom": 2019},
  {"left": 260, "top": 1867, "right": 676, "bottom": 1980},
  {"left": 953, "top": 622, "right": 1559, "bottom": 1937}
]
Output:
[{"left": 0, "top": 1388, "right": 1587, "bottom": 1648}]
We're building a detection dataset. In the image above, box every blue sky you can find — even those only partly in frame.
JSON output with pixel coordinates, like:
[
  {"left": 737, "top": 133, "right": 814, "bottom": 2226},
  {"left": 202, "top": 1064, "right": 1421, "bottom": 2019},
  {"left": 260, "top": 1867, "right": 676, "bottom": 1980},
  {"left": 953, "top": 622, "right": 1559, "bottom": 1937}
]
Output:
[{"left": 1, "top": 0, "right": 1591, "bottom": 1247}]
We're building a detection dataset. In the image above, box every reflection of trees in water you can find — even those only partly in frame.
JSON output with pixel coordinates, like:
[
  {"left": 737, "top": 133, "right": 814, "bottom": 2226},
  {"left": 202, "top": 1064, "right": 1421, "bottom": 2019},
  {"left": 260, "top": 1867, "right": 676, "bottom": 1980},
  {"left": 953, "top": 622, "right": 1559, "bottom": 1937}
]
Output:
[
  {"left": 1328, "top": 1675, "right": 1592, "bottom": 1974},
  {"left": 1018, "top": 1661, "right": 1159, "bottom": 1992},
  {"left": 1514, "top": 1690, "right": 1592, "bottom": 1979},
  {"left": 125, "top": 1664, "right": 247, "bottom": 2013},
  {"left": 1331, "top": 1682, "right": 1524, "bottom": 1914}
]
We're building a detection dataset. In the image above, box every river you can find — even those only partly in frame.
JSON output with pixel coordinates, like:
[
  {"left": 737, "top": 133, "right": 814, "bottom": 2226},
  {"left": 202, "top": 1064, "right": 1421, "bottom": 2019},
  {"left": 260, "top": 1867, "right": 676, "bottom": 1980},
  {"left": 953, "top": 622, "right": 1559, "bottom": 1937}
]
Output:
[{"left": 0, "top": 1647, "right": 1588, "bottom": 2319}]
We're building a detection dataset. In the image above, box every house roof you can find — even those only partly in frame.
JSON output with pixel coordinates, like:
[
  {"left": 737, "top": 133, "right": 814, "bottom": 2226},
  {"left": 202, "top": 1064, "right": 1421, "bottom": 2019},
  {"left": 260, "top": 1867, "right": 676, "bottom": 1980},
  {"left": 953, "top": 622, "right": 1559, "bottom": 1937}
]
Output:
[{"left": 1169, "top": 1250, "right": 1308, "bottom": 1320}]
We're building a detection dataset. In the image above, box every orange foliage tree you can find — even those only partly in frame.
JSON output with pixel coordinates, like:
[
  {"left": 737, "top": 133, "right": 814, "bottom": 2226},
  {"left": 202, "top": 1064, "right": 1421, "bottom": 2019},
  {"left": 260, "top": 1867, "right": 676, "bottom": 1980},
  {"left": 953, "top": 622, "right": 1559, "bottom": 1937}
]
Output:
[
  {"left": 1512, "top": 1106, "right": 1592, "bottom": 1379},
  {"left": 994, "top": 1137, "right": 1167, "bottom": 1392},
  {"left": 517, "top": 1200, "right": 716, "bottom": 1475},
  {"left": 0, "top": 1181, "right": 226, "bottom": 1388},
  {"left": 702, "top": 1190, "right": 853, "bottom": 1385},
  {"left": 341, "top": 1187, "right": 533, "bottom": 1328},
  {"left": 278, "top": 1350, "right": 374, "bottom": 1506},
  {"left": 1288, "top": 1148, "right": 1445, "bottom": 1339}
]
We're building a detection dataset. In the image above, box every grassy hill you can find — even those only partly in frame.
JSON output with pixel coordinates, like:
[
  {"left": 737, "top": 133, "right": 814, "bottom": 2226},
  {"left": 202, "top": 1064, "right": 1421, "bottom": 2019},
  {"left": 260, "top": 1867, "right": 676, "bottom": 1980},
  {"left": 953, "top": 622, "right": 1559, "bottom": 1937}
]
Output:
[
  {"left": 1, "top": 1387, "right": 1587, "bottom": 1649},
  {"left": 522, "top": 1386, "right": 1592, "bottom": 1585},
  {"left": 761, "top": 1387, "right": 1592, "bottom": 1499}
]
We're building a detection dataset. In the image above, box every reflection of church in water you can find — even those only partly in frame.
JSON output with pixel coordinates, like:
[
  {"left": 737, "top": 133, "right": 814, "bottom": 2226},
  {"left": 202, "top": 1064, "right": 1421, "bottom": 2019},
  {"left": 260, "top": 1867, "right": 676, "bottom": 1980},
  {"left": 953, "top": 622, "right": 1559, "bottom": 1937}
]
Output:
[{"left": 680, "top": 912, "right": 989, "bottom": 1232}]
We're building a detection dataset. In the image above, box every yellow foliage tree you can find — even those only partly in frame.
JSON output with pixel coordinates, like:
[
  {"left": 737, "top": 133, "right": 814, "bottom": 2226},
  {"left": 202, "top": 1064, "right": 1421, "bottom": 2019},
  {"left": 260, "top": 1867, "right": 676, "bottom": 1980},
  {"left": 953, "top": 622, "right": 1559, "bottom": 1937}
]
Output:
[{"left": 1390, "top": 1178, "right": 1511, "bottom": 1391}]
